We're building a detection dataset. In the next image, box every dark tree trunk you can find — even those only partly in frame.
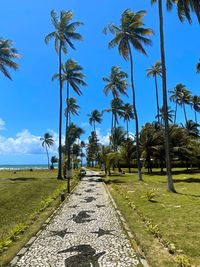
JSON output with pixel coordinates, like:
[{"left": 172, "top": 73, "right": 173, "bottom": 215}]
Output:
[
  {"left": 64, "top": 81, "right": 69, "bottom": 178},
  {"left": 127, "top": 42, "right": 142, "bottom": 181},
  {"left": 155, "top": 75, "right": 160, "bottom": 124},
  {"left": 183, "top": 104, "right": 188, "bottom": 124},
  {"left": 57, "top": 41, "right": 63, "bottom": 180},
  {"left": 45, "top": 144, "right": 49, "bottom": 169},
  {"left": 158, "top": 0, "right": 176, "bottom": 192},
  {"left": 127, "top": 120, "right": 129, "bottom": 139},
  {"left": 195, "top": 110, "right": 197, "bottom": 124},
  {"left": 174, "top": 102, "right": 177, "bottom": 124}
]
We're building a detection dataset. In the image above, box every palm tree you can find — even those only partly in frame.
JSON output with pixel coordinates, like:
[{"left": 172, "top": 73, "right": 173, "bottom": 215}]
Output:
[
  {"left": 146, "top": 61, "right": 162, "bottom": 123},
  {"left": 181, "top": 120, "right": 200, "bottom": 138},
  {"left": 40, "top": 133, "right": 54, "bottom": 169},
  {"left": 178, "top": 86, "right": 192, "bottom": 123},
  {"left": 65, "top": 97, "right": 80, "bottom": 124},
  {"left": 169, "top": 83, "right": 184, "bottom": 123},
  {"left": 156, "top": 106, "right": 175, "bottom": 125},
  {"left": 175, "top": 0, "right": 200, "bottom": 23},
  {"left": 151, "top": 0, "right": 176, "bottom": 192},
  {"left": 121, "top": 103, "right": 134, "bottom": 138},
  {"left": 120, "top": 138, "right": 135, "bottom": 173},
  {"left": 87, "top": 109, "right": 102, "bottom": 133},
  {"left": 191, "top": 95, "right": 200, "bottom": 123},
  {"left": 45, "top": 10, "right": 83, "bottom": 179},
  {"left": 0, "top": 38, "right": 21, "bottom": 80},
  {"left": 102, "top": 98, "right": 124, "bottom": 148},
  {"left": 80, "top": 141, "right": 85, "bottom": 167},
  {"left": 103, "top": 66, "right": 129, "bottom": 99},
  {"left": 104, "top": 9, "right": 154, "bottom": 181},
  {"left": 197, "top": 59, "right": 200, "bottom": 74},
  {"left": 50, "top": 156, "right": 58, "bottom": 169}
]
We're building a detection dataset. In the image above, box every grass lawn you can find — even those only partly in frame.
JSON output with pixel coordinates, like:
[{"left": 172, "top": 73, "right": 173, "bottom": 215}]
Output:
[
  {"left": 0, "top": 168, "right": 79, "bottom": 267},
  {"left": 104, "top": 168, "right": 200, "bottom": 267}
]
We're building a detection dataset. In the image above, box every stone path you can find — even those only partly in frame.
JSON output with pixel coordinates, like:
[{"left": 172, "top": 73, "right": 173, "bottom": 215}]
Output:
[{"left": 15, "top": 170, "right": 140, "bottom": 267}]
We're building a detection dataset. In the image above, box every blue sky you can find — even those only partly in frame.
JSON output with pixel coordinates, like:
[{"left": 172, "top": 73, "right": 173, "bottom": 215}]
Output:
[{"left": 0, "top": 0, "right": 199, "bottom": 164}]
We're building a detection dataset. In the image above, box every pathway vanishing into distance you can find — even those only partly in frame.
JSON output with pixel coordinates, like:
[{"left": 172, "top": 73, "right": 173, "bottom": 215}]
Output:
[{"left": 15, "top": 170, "right": 139, "bottom": 267}]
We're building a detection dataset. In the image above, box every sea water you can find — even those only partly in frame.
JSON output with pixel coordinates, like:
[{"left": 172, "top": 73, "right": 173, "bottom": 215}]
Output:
[{"left": 0, "top": 164, "right": 58, "bottom": 170}]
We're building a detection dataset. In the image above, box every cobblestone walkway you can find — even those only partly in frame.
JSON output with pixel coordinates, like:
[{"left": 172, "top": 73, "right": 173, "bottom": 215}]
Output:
[{"left": 16, "top": 170, "right": 139, "bottom": 267}]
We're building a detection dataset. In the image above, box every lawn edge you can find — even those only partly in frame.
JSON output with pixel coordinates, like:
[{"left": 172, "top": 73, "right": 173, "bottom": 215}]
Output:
[
  {"left": 7, "top": 179, "right": 79, "bottom": 267},
  {"left": 103, "top": 180, "right": 149, "bottom": 267}
]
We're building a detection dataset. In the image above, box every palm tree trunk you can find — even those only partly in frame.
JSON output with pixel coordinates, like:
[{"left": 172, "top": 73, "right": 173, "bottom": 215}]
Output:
[
  {"left": 127, "top": 42, "right": 142, "bottom": 181},
  {"left": 45, "top": 144, "right": 49, "bottom": 169},
  {"left": 155, "top": 75, "right": 160, "bottom": 124},
  {"left": 127, "top": 120, "right": 129, "bottom": 139},
  {"left": 114, "top": 113, "right": 117, "bottom": 151},
  {"left": 174, "top": 102, "right": 177, "bottom": 124},
  {"left": 57, "top": 41, "right": 63, "bottom": 180},
  {"left": 158, "top": 0, "right": 176, "bottom": 192},
  {"left": 183, "top": 104, "right": 187, "bottom": 124},
  {"left": 64, "top": 81, "right": 69, "bottom": 173},
  {"left": 195, "top": 110, "right": 197, "bottom": 124}
]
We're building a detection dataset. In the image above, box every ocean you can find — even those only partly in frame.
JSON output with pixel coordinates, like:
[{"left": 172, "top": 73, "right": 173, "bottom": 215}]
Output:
[{"left": 0, "top": 164, "right": 57, "bottom": 170}]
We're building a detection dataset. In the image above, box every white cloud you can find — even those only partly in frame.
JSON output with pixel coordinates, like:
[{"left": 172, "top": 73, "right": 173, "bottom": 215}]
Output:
[
  {"left": 0, "top": 129, "right": 62, "bottom": 155},
  {"left": 81, "top": 122, "right": 89, "bottom": 127},
  {"left": 0, "top": 118, "right": 6, "bottom": 130}
]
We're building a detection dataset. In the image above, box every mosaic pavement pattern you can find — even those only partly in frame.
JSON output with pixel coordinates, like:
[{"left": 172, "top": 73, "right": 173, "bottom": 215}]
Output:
[{"left": 16, "top": 170, "right": 139, "bottom": 267}]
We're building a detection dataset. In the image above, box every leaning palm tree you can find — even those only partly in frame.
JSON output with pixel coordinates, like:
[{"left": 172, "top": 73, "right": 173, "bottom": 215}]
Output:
[
  {"left": 104, "top": 9, "right": 154, "bottom": 181},
  {"left": 40, "top": 133, "right": 54, "bottom": 169},
  {"left": 197, "top": 59, "right": 200, "bottom": 74},
  {"left": 87, "top": 109, "right": 102, "bottom": 133},
  {"left": 151, "top": 0, "right": 177, "bottom": 192},
  {"left": 146, "top": 61, "right": 162, "bottom": 123},
  {"left": 103, "top": 66, "right": 129, "bottom": 99},
  {"left": 0, "top": 38, "right": 21, "bottom": 80},
  {"left": 121, "top": 103, "right": 134, "bottom": 138},
  {"left": 191, "top": 95, "right": 200, "bottom": 123},
  {"left": 45, "top": 10, "right": 83, "bottom": 179}
]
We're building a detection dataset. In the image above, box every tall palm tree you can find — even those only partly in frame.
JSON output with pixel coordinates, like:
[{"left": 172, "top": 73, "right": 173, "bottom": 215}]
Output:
[
  {"left": 87, "top": 109, "right": 102, "bottom": 133},
  {"left": 169, "top": 83, "right": 184, "bottom": 123},
  {"left": 45, "top": 10, "right": 83, "bottom": 180},
  {"left": 102, "top": 98, "right": 124, "bottom": 148},
  {"left": 197, "top": 59, "right": 200, "bottom": 74},
  {"left": 0, "top": 38, "right": 21, "bottom": 80},
  {"left": 52, "top": 59, "right": 86, "bottom": 153},
  {"left": 65, "top": 97, "right": 80, "bottom": 124},
  {"left": 146, "top": 61, "right": 162, "bottom": 123},
  {"left": 121, "top": 103, "right": 134, "bottom": 138},
  {"left": 151, "top": 0, "right": 176, "bottom": 192},
  {"left": 40, "top": 133, "right": 54, "bottom": 169},
  {"left": 178, "top": 86, "right": 192, "bottom": 123},
  {"left": 104, "top": 9, "right": 154, "bottom": 181},
  {"left": 191, "top": 95, "right": 200, "bottom": 123},
  {"left": 103, "top": 66, "right": 129, "bottom": 99}
]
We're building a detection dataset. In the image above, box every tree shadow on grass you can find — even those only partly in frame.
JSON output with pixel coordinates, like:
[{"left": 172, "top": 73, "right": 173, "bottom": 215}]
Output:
[
  {"left": 176, "top": 192, "right": 200, "bottom": 198},
  {"left": 104, "top": 179, "right": 125, "bottom": 185},
  {"left": 173, "top": 178, "right": 200, "bottom": 184},
  {"left": 9, "top": 177, "right": 35, "bottom": 181}
]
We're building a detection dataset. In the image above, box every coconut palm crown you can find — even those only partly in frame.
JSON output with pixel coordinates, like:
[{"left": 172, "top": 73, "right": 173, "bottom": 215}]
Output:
[
  {"left": 0, "top": 38, "right": 21, "bottom": 80},
  {"left": 103, "top": 66, "right": 129, "bottom": 99},
  {"left": 87, "top": 109, "right": 102, "bottom": 132}
]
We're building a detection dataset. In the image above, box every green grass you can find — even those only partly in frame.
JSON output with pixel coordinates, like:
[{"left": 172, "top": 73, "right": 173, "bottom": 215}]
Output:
[
  {"left": 0, "top": 168, "right": 79, "bottom": 266},
  {"left": 104, "top": 168, "right": 200, "bottom": 267}
]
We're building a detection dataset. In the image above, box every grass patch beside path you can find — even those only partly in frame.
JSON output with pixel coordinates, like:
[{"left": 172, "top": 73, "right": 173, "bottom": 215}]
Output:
[
  {"left": 0, "top": 169, "right": 79, "bottom": 267},
  {"left": 105, "top": 168, "right": 200, "bottom": 267}
]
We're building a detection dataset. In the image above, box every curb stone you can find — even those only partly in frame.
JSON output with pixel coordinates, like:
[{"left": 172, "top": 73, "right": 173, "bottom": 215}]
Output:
[
  {"left": 103, "top": 181, "right": 149, "bottom": 267},
  {"left": 7, "top": 180, "right": 79, "bottom": 267}
]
